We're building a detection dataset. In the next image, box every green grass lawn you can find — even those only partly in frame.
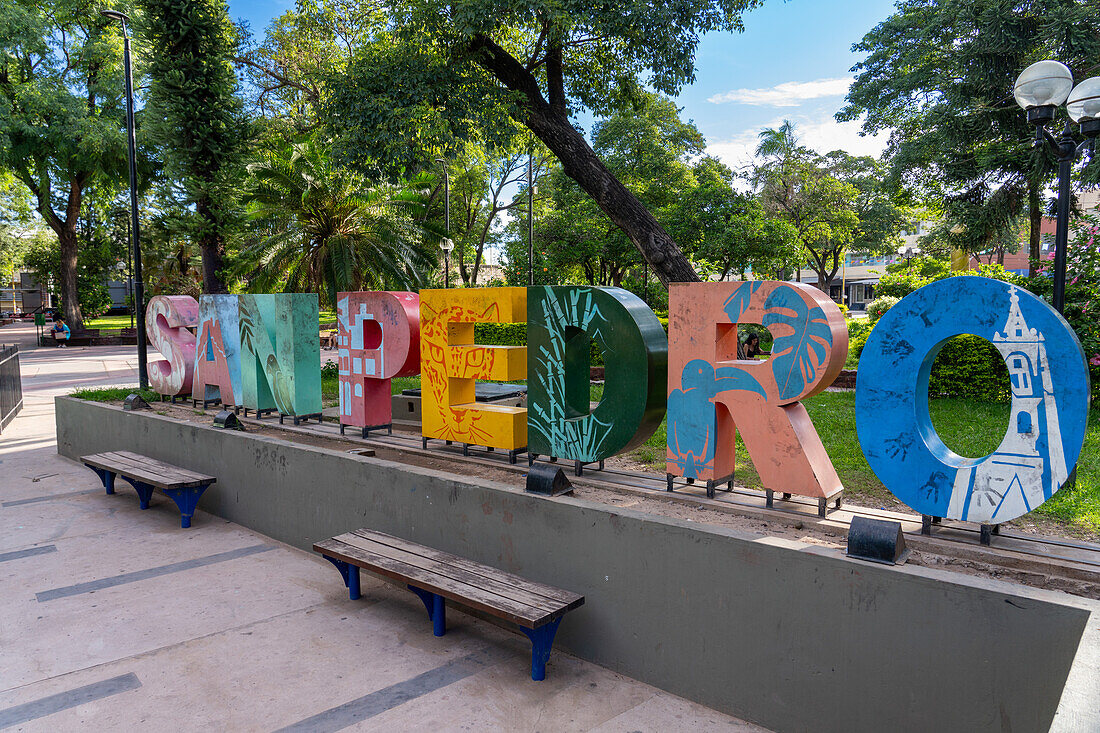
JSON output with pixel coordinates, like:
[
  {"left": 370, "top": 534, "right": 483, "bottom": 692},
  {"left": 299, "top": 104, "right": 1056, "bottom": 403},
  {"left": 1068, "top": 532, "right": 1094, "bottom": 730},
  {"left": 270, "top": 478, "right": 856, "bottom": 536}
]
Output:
[{"left": 84, "top": 314, "right": 136, "bottom": 330}]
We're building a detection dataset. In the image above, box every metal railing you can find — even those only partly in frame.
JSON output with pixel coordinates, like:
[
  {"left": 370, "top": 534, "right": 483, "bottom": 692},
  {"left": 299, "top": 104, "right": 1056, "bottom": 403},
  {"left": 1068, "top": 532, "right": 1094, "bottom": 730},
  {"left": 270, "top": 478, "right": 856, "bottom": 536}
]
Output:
[{"left": 0, "top": 345, "right": 23, "bottom": 433}]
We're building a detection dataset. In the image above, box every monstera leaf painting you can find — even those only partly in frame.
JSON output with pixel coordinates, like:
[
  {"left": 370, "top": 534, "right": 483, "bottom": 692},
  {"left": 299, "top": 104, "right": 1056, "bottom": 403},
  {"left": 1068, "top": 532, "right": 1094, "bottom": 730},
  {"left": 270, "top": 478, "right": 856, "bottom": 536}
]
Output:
[
  {"left": 763, "top": 286, "right": 834, "bottom": 400},
  {"left": 723, "top": 281, "right": 763, "bottom": 322}
]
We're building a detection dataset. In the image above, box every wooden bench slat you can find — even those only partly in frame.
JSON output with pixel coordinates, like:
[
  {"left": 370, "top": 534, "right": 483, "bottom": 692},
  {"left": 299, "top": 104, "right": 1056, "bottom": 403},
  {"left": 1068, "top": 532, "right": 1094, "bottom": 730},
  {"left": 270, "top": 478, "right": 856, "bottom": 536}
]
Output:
[
  {"left": 351, "top": 528, "right": 583, "bottom": 608},
  {"left": 93, "top": 454, "right": 198, "bottom": 485},
  {"left": 85, "top": 450, "right": 212, "bottom": 482},
  {"left": 81, "top": 451, "right": 214, "bottom": 489},
  {"left": 314, "top": 538, "right": 557, "bottom": 627},
  {"left": 81, "top": 459, "right": 206, "bottom": 489},
  {"left": 85, "top": 451, "right": 200, "bottom": 481},
  {"left": 107, "top": 451, "right": 210, "bottom": 482},
  {"left": 332, "top": 532, "right": 567, "bottom": 615}
]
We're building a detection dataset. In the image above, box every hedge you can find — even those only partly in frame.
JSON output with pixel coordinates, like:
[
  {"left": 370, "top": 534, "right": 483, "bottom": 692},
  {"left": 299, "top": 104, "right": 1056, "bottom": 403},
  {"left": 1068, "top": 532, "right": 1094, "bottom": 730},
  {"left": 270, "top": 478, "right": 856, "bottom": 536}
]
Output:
[
  {"left": 850, "top": 326, "right": 1010, "bottom": 402},
  {"left": 928, "top": 335, "right": 1011, "bottom": 402}
]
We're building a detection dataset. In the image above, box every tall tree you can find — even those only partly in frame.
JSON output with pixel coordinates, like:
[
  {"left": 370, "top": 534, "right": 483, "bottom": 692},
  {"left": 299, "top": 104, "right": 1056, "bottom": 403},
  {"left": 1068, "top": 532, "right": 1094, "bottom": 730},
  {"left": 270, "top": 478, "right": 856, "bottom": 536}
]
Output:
[
  {"left": 753, "top": 123, "right": 862, "bottom": 294},
  {"left": 443, "top": 142, "right": 551, "bottom": 287},
  {"left": 838, "top": 0, "right": 1100, "bottom": 276},
  {"left": 538, "top": 94, "right": 792, "bottom": 288},
  {"left": 322, "top": 1, "right": 765, "bottom": 286},
  {"left": 0, "top": 1, "right": 130, "bottom": 328},
  {"left": 140, "top": 0, "right": 250, "bottom": 293},
  {"left": 235, "top": 0, "right": 384, "bottom": 132}
]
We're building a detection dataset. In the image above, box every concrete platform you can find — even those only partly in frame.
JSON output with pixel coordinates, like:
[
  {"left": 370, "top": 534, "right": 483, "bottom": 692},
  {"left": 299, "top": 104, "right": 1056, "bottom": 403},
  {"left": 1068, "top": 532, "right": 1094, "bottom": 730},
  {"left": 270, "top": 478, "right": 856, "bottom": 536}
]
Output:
[{"left": 0, "top": 322, "right": 764, "bottom": 730}]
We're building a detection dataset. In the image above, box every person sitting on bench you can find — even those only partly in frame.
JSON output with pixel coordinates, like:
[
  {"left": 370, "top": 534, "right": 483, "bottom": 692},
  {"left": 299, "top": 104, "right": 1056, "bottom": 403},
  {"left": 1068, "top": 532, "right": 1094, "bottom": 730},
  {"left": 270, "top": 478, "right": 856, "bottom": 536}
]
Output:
[
  {"left": 737, "top": 332, "right": 769, "bottom": 360},
  {"left": 51, "top": 317, "right": 70, "bottom": 347}
]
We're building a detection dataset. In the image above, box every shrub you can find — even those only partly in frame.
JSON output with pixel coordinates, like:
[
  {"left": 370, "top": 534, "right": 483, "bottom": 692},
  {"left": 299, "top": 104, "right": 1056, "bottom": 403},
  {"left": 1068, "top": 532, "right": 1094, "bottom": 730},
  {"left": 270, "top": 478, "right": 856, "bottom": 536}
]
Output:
[
  {"left": 865, "top": 296, "right": 899, "bottom": 323},
  {"left": 846, "top": 319, "right": 873, "bottom": 363},
  {"left": 473, "top": 322, "right": 526, "bottom": 347},
  {"left": 928, "top": 336, "right": 1010, "bottom": 402}
]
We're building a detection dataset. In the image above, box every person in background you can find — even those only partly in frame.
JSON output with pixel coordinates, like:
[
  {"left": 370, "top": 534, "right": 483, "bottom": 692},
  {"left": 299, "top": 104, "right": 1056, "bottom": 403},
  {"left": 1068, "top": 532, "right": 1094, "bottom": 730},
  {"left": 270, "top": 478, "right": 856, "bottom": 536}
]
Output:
[
  {"left": 51, "top": 317, "right": 70, "bottom": 347},
  {"left": 737, "top": 332, "right": 770, "bottom": 360}
]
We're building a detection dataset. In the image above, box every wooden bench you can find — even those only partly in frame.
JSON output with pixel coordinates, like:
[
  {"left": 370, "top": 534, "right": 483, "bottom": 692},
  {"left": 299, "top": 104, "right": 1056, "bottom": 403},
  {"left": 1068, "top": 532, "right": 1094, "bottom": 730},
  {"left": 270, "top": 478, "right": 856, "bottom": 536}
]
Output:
[
  {"left": 314, "top": 528, "right": 585, "bottom": 680},
  {"left": 82, "top": 451, "right": 216, "bottom": 528}
]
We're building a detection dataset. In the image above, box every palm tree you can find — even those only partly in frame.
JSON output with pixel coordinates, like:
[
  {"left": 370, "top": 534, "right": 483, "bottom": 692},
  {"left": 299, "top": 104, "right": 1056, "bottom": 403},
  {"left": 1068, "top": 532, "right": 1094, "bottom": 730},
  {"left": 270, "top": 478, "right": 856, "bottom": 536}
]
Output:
[{"left": 241, "top": 141, "right": 438, "bottom": 306}]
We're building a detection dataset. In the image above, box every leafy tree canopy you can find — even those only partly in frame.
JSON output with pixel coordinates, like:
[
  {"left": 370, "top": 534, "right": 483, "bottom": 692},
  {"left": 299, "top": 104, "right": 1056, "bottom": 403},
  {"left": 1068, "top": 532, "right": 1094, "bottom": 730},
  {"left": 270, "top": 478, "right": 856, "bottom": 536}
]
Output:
[
  {"left": 140, "top": 0, "right": 252, "bottom": 293},
  {"left": 322, "top": 0, "right": 763, "bottom": 285},
  {"left": 0, "top": 0, "right": 131, "bottom": 326},
  {"left": 838, "top": 0, "right": 1100, "bottom": 271}
]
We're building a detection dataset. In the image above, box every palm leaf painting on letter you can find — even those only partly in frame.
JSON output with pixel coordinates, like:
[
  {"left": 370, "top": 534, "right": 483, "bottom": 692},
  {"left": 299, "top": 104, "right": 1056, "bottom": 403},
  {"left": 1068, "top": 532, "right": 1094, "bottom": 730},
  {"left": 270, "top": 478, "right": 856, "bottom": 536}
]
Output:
[{"left": 762, "top": 286, "right": 833, "bottom": 400}]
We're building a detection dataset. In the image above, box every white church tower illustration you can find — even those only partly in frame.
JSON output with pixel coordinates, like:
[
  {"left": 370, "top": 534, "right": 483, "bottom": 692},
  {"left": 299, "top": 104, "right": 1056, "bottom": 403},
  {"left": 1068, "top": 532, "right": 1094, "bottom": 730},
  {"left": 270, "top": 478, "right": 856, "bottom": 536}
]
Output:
[{"left": 948, "top": 287, "right": 1067, "bottom": 523}]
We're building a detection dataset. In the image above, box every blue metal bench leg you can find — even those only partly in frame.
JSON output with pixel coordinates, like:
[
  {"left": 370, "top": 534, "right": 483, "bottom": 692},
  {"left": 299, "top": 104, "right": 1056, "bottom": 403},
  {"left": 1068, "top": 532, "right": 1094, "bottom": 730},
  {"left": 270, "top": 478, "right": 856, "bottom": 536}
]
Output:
[
  {"left": 122, "top": 478, "right": 156, "bottom": 510},
  {"left": 321, "top": 556, "right": 361, "bottom": 600},
  {"left": 86, "top": 466, "right": 116, "bottom": 494},
  {"left": 520, "top": 617, "right": 563, "bottom": 681},
  {"left": 161, "top": 483, "right": 211, "bottom": 528},
  {"left": 408, "top": 585, "right": 446, "bottom": 636}
]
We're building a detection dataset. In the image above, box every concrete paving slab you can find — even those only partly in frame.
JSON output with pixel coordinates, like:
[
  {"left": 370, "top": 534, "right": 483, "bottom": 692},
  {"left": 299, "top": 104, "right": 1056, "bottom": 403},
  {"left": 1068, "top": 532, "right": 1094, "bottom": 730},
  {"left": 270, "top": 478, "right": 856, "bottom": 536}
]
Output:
[{"left": 0, "top": 322, "right": 765, "bottom": 731}]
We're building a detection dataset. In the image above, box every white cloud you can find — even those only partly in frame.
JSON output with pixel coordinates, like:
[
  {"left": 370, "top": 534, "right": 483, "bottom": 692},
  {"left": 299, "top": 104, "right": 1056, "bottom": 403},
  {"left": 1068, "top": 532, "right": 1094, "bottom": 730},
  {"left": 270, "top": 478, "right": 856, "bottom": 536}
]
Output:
[
  {"left": 797, "top": 117, "right": 888, "bottom": 158},
  {"left": 705, "top": 115, "right": 890, "bottom": 183},
  {"left": 707, "top": 77, "right": 853, "bottom": 106}
]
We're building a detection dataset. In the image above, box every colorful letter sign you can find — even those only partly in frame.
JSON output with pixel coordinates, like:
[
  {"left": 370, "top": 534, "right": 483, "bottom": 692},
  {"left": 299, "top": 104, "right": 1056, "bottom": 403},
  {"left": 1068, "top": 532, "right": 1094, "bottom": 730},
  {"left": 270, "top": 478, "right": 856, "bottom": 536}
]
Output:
[
  {"left": 146, "top": 295, "right": 199, "bottom": 397},
  {"left": 528, "top": 286, "right": 667, "bottom": 463},
  {"left": 192, "top": 295, "right": 242, "bottom": 407},
  {"left": 420, "top": 287, "right": 526, "bottom": 450},
  {"left": 337, "top": 291, "right": 420, "bottom": 430},
  {"left": 238, "top": 294, "right": 322, "bottom": 417},
  {"left": 666, "top": 281, "right": 847, "bottom": 498},
  {"left": 856, "top": 279, "right": 1090, "bottom": 523}
]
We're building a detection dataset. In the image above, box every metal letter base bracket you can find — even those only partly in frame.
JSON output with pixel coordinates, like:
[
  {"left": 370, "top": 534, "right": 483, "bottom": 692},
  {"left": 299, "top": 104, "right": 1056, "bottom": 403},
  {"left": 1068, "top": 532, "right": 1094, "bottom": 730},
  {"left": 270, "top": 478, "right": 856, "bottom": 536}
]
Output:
[
  {"left": 666, "top": 473, "right": 734, "bottom": 500},
  {"left": 340, "top": 423, "right": 392, "bottom": 438},
  {"left": 421, "top": 437, "right": 526, "bottom": 465},
  {"left": 85, "top": 465, "right": 212, "bottom": 528},
  {"left": 764, "top": 489, "right": 843, "bottom": 518},
  {"left": 279, "top": 412, "right": 322, "bottom": 426}
]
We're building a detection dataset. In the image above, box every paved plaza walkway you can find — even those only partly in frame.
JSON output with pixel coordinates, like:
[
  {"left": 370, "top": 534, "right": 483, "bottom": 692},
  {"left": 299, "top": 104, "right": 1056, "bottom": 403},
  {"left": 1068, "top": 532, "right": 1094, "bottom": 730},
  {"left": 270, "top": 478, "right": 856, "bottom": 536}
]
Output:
[{"left": 0, "top": 323, "right": 764, "bottom": 731}]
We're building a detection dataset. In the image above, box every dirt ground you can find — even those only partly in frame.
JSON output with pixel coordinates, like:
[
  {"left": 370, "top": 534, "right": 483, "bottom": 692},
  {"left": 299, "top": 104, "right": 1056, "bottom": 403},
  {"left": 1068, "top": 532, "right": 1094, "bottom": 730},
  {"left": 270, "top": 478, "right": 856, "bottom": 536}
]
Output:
[{"left": 147, "top": 401, "right": 1100, "bottom": 600}]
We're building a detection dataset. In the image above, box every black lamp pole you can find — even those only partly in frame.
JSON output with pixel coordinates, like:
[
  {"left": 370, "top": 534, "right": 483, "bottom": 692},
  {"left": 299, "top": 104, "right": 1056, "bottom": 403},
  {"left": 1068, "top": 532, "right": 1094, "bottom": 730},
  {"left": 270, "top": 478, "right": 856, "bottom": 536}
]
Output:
[
  {"left": 528, "top": 153, "right": 534, "bottom": 286},
  {"left": 1030, "top": 121, "right": 1094, "bottom": 314},
  {"left": 1014, "top": 60, "right": 1100, "bottom": 315},
  {"left": 102, "top": 10, "right": 147, "bottom": 388},
  {"left": 435, "top": 158, "right": 451, "bottom": 288}
]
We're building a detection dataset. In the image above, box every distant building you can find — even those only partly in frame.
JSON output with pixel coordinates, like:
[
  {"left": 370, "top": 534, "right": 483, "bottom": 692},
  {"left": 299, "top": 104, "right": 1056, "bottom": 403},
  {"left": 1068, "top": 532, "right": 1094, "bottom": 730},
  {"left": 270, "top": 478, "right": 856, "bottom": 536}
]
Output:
[
  {"left": 797, "top": 221, "right": 935, "bottom": 310},
  {"left": 970, "top": 190, "right": 1099, "bottom": 275},
  {"left": 0, "top": 272, "right": 52, "bottom": 314}
]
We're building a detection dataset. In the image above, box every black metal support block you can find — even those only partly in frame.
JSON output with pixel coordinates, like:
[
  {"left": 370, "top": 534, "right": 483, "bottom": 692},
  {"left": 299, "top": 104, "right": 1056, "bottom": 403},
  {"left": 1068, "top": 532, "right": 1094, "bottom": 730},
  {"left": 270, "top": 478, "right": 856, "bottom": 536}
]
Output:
[
  {"left": 213, "top": 410, "right": 242, "bottom": 430},
  {"left": 123, "top": 393, "right": 149, "bottom": 411},
  {"left": 847, "top": 516, "right": 909, "bottom": 565},
  {"left": 979, "top": 524, "right": 1000, "bottom": 546},
  {"left": 526, "top": 463, "right": 574, "bottom": 497}
]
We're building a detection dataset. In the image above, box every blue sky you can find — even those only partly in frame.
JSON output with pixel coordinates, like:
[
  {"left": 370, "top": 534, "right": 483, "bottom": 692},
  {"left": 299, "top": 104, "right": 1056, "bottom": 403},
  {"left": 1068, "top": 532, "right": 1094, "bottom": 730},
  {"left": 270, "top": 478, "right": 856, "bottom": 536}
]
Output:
[{"left": 227, "top": 0, "right": 899, "bottom": 171}]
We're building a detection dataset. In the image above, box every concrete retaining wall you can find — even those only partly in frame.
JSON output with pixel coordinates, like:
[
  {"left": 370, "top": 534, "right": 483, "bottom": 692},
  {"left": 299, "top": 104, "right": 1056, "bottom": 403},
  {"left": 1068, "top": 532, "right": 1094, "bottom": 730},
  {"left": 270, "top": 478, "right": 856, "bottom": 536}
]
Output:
[{"left": 56, "top": 397, "right": 1099, "bottom": 733}]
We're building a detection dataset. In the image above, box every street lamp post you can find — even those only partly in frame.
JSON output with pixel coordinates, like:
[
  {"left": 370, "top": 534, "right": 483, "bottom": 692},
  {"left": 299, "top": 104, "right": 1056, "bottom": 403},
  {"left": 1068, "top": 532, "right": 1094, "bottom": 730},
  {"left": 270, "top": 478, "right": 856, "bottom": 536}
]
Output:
[
  {"left": 1014, "top": 60, "right": 1100, "bottom": 314},
  {"left": 897, "top": 244, "right": 921, "bottom": 270},
  {"left": 435, "top": 158, "right": 451, "bottom": 288},
  {"left": 101, "top": 9, "right": 147, "bottom": 389},
  {"left": 528, "top": 154, "right": 535, "bottom": 287}
]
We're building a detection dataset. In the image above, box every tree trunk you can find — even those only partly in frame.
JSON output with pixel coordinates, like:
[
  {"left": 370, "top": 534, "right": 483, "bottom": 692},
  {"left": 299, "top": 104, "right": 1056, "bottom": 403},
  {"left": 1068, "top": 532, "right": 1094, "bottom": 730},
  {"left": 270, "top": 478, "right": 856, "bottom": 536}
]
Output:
[
  {"left": 45, "top": 180, "right": 86, "bottom": 330},
  {"left": 1028, "top": 180, "right": 1041, "bottom": 277},
  {"left": 57, "top": 223, "right": 84, "bottom": 330},
  {"left": 470, "top": 35, "right": 699, "bottom": 286},
  {"left": 196, "top": 199, "right": 228, "bottom": 294}
]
